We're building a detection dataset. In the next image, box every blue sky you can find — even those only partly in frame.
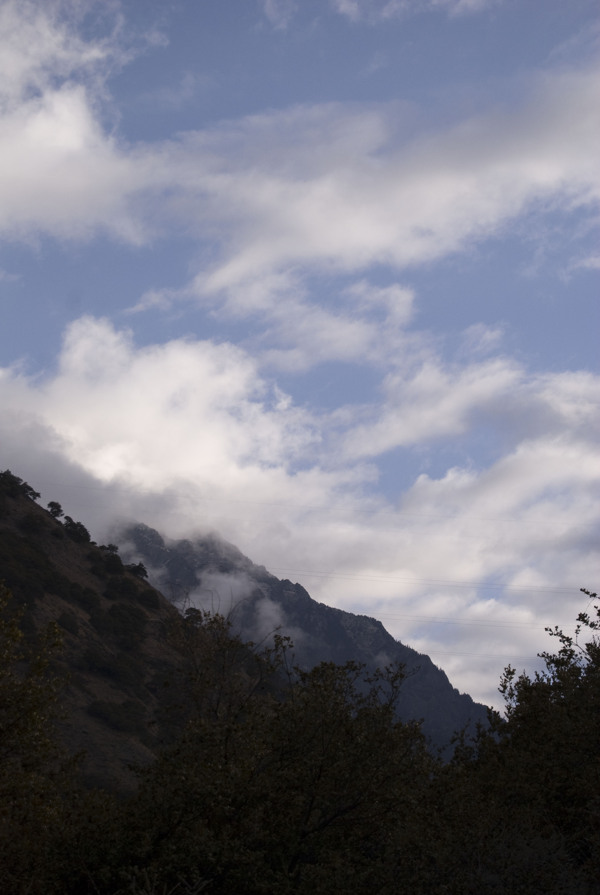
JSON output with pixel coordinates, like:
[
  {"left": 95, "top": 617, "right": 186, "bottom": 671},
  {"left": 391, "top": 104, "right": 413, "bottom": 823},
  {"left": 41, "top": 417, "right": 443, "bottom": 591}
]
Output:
[{"left": 1, "top": 0, "right": 599, "bottom": 707}]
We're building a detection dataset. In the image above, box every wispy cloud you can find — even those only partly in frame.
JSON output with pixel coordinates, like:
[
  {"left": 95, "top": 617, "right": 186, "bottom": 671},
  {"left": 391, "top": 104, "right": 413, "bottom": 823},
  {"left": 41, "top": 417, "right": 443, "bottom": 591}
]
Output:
[
  {"left": 142, "top": 71, "right": 214, "bottom": 111},
  {"left": 330, "top": 0, "right": 499, "bottom": 24},
  {"left": 1, "top": 2, "right": 598, "bottom": 363},
  {"left": 260, "top": 0, "right": 297, "bottom": 30},
  {"left": 0, "top": 266, "right": 19, "bottom": 283},
  {"left": 0, "top": 0, "right": 160, "bottom": 242}
]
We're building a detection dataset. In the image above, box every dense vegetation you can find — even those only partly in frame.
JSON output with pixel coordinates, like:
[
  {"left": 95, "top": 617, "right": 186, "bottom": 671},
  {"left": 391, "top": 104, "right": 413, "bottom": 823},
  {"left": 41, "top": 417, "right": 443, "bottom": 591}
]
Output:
[{"left": 1, "top": 470, "right": 599, "bottom": 893}]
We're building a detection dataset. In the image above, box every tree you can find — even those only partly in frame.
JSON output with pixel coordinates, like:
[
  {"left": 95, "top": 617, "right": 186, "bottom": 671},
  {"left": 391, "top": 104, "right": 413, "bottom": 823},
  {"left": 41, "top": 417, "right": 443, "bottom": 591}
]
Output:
[
  {"left": 0, "top": 584, "right": 72, "bottom": 894},
  {"left": 126, "top": 561, "right": 148, "bottom": 579},
  {"left": 47, "top": 501, "right": 64, "bottom": 519},
  {"left": 434, "top": 588, "right": 600, "bottom": 895},
  {"left": 495, "top": 589, "right": 600, "bottom": 883},
  {"left": 126, "top": 610, "right": 437, "bottom": 895},
  {"left": 62, "top": 516, "right": 91, "bottom": 543},
  {"left": 0, "top": 469, "right": 40, "bottom": 501}
]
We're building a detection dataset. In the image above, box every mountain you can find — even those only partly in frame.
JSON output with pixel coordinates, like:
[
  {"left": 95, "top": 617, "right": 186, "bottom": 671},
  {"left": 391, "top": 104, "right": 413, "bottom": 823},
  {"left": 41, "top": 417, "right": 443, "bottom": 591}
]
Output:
[
  {"left": 0, "top": 472, "right": 183, "bottom": 790},
  {"left": 4, "top": 471, "right": 598, "bottom": 895},
  {"left": 0, "top": 467, "right": 487, "bottom": 796},
  {"left": 117, "top": 522, "right": 489, "bottom": 749}
]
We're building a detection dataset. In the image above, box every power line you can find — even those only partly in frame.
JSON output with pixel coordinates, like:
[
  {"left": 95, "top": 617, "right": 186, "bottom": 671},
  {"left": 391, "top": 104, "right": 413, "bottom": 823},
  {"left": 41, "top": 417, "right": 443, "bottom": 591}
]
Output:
[
  {"left": 267, "top": 566, "right": 577, "bottom": 594},
  {"left": 430, "top": 652, "right": 544, "bottom": 662},
  {"left": 19, "top": 476, "right": 593, "bottom": 603},
  {"left": 376, "top": 614, "right": 571, "bottom": 629}
]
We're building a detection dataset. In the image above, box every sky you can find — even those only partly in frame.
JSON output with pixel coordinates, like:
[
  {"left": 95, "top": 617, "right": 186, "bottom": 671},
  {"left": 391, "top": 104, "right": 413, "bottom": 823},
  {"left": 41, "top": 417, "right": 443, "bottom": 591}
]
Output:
[{"left": 0, "top": 0, "right": 599, "bottom": 709}]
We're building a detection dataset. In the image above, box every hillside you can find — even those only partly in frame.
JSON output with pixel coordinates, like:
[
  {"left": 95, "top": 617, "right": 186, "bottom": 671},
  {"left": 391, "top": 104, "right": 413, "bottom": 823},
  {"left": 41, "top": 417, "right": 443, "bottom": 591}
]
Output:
[
  {"left": 1, "top": 470, "right": 599, "bottom": 895},
  {"left": 118, "top": 522, "right": 489, "bottom": 749},
  {"left": 0, "top": 471, "right": 182, "bottom": 790},
  {"left": 0, "top": 468, "right": 487, "bottom": 788}
]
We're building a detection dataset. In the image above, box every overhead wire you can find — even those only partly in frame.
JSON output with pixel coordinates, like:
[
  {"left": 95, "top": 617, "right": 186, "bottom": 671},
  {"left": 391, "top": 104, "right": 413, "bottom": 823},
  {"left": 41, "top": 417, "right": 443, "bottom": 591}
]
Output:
[{"left": 266, "top": 566, "right": 578, "bottom": 594}]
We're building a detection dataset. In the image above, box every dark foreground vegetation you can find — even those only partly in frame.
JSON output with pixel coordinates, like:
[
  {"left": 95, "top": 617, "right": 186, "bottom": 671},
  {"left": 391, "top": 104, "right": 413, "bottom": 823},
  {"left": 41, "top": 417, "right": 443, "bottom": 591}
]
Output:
[{"left": 1, "top": 470, "right": 599, "bottom": 894}]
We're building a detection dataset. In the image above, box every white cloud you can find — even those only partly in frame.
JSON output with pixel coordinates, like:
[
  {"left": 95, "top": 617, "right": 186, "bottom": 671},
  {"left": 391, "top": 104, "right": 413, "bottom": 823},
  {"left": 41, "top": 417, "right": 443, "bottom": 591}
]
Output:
[
  {"left": 342, "top": 357, "right": 523, "bottom": 457},
  {"left": 255, "top": 281, "right": 416, "bottom": 372},
  {"left": 0, "top": 266, "right": 19, "bottom": 282},
  {"left": 149, "top": 65, "right": 599, "bottom": 344},
  {"left": 2, "top": 1, "right": 598, "bottom": 349},
  {"left": 330, "top": 0, "right": 499, "bottom": 23},
  {"left": 0, "top": 82, "right": 150, "bottom": 241},
  {"left": 459, "top": 323, "right": 505, "bottom": 357},
  {"left": 144, "top": 71, "right": 214, "bottom": 112},
  {"left": 1, "top": 316, "right": 598, "bottom": 707},
  {"left": 569, "top": 254, "right": 600, "bottom": 272},
  {"left": 0, "top": 0, "right": 157, "bottom": 242},
  {"left": 260, "top": 0, "right": 297, "bottom": 29},
  {"left": 0, "top": 4, "right": 598, "bottom": 711},
  {"left": 37, "top": 316, "right": 317, "bottom": 485},
  {"left": 0, "top": 0, "right": 111, "bottom": 111}
]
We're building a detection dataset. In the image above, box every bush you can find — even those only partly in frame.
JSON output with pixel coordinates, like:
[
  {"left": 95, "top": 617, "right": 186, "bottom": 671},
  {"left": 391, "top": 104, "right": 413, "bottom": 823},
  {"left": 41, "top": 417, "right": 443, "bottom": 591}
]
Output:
[
  {"left": 87, "top": 699, "right": 147, "bottom": 736},
  {"left": 0, "top": 470, "right": 40, "bottom": 501},
  {"left": 57, "top": 611, "right": 79, "bottom": 636},
  {"left": 137, "top": 589, "right": 160, "bottom": 610},
  {"left": 125, "top": 562, "right": 148, "bottom": 580},
  {"left": 103, "top": 553, "right": 124, "bottom": 575},
  {"left": 90, "top": 604, "right": 146, "bottom": 651},
  {"left": 63, "top": 517, "right": 91, "bottom": 544},
  {"left": 104, "top": 576, "right": 137, "bottom": 601},
  {"left": 67, "top": 584, "right": 100, "bottom": 613},
  {"left": 18, "top": 512, "right": 44, "bottom": 535},
  {"left": 109, "top": 603, "right": 146, "bottom": 650}
]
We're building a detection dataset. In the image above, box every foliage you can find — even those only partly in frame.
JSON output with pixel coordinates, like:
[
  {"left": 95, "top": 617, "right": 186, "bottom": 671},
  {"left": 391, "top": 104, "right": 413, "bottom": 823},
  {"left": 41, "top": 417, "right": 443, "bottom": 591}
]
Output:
[
  {"left": 18, "top": 511, "right": 45, "bottom": 534},
  {"left": 0, "top": 529, "right": 65, "bottom": 605},
  {"left": 120, "top": 610, "right": 437, "bottom": 895},
  {"left": 63, "top": 515, "right": 91, "bottom": 543},
  {"left": 103, "top": 552, "right": 125, "bottom": 574},
  {"left": 0, "top": 469, "right": 41, "bottom": 501},
  {"left": 137, "top": 588, "right": 161, "bottom": 610},
  {"left": 126, "top": 561, "right": 149, "bottom": 579},
  {"left": 47, "top": 501, "right": 64, "bottom": 518},
  {"left": 89, "top": 602, "right": 147, "bottom": 651},
  {"left": 492, "top": 589, "right": 600, "bottom": 884},
  {"left": 105, "top": 575, "right": 138, "bottom": 601},
  {"left": 3, "top": 569, "right": 599, "bottom": 894},
  {"left": 431, "top": 588, "right": 600, "bottom": 894},
  {"left": 3, "top": 471, "right": 600, "bottom": 892},
  {"left": 57, "top": 610, "right": 79, "bottom": 636},
  {"left": 0, "top": 583, "right": 75, "bottom": 894},
  {"left": 88, "top": 698, "right": 149, "bottom": 737}
]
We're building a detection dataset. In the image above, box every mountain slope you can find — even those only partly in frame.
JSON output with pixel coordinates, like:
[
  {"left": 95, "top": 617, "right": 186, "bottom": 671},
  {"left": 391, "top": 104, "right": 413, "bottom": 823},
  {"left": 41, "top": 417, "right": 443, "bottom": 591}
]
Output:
[
  {"left": 0, "top": 473, "right": 182, "bottom": 790},
  {"left": 119, "top": 522, "right": 489, "bottom": 749},
  {"left": 0, "top": 465, "right": 487, "bottom": 791}
]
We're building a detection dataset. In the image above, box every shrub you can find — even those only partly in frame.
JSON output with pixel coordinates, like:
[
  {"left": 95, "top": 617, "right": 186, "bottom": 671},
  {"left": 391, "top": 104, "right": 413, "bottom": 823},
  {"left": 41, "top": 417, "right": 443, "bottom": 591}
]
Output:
[
  {"left": 104, "top": 576, "right": 137, "bottom": 601},
  {"left": 63, "top": 517, "right": 91, "bottom": 544},
  {"left": 57, "top": 611, "right": 79, "bottom": 636},
  {"left": 87, "top": 699, "right": 147, "bottom": 736}
]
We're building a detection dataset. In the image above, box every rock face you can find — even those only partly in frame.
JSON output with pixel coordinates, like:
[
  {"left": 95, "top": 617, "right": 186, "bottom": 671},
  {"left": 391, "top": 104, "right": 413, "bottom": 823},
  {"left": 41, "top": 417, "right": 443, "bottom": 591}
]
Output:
[{"left": 119, "top": 523, "right": 489, "bottom": 750}]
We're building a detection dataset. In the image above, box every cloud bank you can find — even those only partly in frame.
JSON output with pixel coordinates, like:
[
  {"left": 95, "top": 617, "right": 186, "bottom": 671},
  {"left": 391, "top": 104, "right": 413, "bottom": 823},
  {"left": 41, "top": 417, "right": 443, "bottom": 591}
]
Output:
[{"left": 1, "top": 316, "right": 598, "bottom": 707}]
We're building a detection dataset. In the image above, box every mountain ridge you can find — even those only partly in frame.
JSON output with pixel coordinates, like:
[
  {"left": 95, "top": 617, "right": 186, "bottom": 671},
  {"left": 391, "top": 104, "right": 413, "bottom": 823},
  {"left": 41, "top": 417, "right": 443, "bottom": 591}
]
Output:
[
  {"left": 0, "top": 467, "right": 487, "bottom": 791},
  {"left": 118, "top": 521, "right": 489, "bottom": 749}
]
